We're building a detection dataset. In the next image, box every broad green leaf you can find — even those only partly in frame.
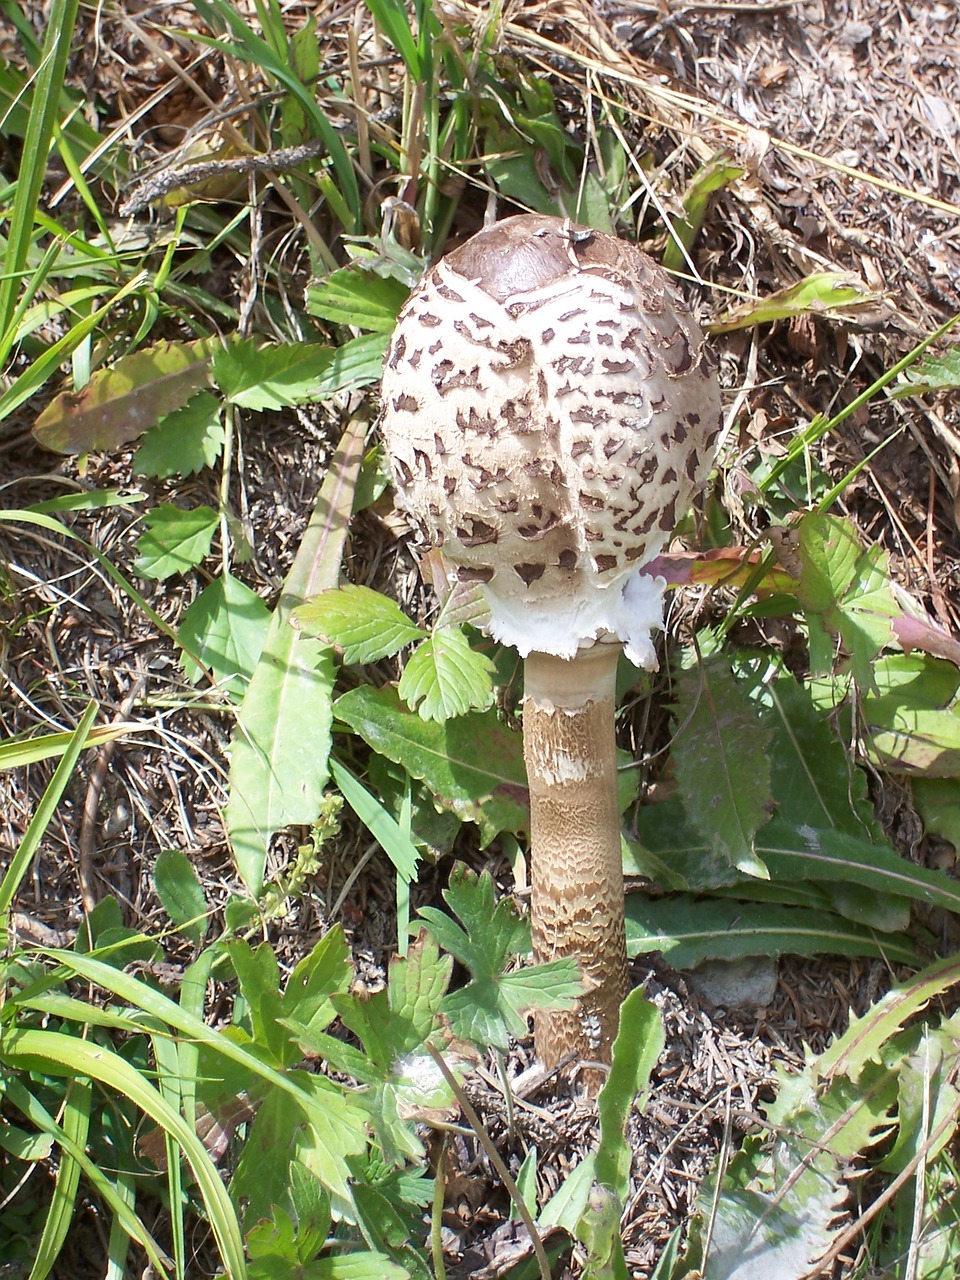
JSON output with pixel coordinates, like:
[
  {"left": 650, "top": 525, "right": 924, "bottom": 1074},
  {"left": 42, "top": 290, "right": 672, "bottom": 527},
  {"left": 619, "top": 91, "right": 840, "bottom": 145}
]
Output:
[
  {"left": 594, "top": 988, "right": 664, "bottom": 1197},
  {"left": 33, "top": 339, "right": 214, "bottom": 454},
  {"left": 179, "top": 572, "right": 271, "bottom": 693},
  {"left": 313, "top": 1254, "right": 411, "bottom": 1280},
  {"left": 860, "top": 655, "right": 960, "bottom": 775},
  {"left": 398, "top": 626, "right": 496, "bottom": 721},
  {"left": 278, "top": 926, "right": 353, "bottom": 1041},
  {"left": 329, "top": 934, "right": 454, "bottom": 1165},
  {"left": 227, "top": 940, "right": 294, "bottom": 1066},
  {"left": 796, "top": 513, "right": 897, "bottom": 686},
  {"left": 912, "top": 776, "right": 960, "bottom": 850},
  {"left": 294, "top": 584, "right": 426, "bottom": 664},
  {"left": 624, "top": 895, "right": 917, "bottom": 967},
  {"left": 710, "top": 271, "right": 878, "bottom": 334},
  {"left": 213, "top": 333, "right": 387, "bottom": 410},
  {"left": 226, "top": 413, "right": 366, "bottom": 894},
  {"left": 133, "top": 504, "right": 218, "bottom": 580},
  {"left": 334, "top": 686, "right": 529, "bottom": 844},
  {"left": 153, "top": 849, "right": 208, "bottom": 947},
  {"left": 672, "top": 658, "right": 774, "bottom": 877},
  {"left": 762, "top": 673, "right": 881, "bottom": 838},
  {"left": 305, "top": 266, "right": 409, "bottom": 332},
  {"left": 133, "top": 390, "right": 225, "bottom": 477}
]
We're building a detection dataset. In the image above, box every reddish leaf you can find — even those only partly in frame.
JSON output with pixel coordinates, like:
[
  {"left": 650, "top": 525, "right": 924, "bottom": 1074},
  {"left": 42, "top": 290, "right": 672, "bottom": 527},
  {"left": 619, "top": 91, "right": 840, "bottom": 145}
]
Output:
[{"left": 34, "top": 338, "right": 215, "bottom": 454}]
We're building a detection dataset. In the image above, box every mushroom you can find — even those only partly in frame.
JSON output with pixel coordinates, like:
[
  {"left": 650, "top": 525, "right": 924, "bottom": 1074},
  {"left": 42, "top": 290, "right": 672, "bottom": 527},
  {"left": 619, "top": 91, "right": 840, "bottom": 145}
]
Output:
[{"left": 379, "top": 214, "right": 720, "bottom": 1081}]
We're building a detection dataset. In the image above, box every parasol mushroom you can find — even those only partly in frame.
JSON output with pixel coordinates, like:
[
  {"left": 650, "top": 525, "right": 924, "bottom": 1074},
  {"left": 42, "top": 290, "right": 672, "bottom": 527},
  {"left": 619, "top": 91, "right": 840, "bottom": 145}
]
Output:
[{"left": 379, "top": 213, "right": 721, "bottom": 1082}]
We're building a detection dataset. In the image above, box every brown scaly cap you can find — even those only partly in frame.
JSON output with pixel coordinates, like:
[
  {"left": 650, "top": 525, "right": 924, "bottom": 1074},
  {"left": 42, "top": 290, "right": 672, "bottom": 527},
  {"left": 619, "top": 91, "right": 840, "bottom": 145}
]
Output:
[{"left": 379, "top": 214, "right": 721, "bottom": 665}]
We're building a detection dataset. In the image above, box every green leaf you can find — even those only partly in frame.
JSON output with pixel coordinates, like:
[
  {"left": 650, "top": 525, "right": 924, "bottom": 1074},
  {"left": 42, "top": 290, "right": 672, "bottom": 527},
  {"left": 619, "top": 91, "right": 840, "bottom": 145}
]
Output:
[
  {"left": 294, "top": 585, "right": 426, "bottom": 664},
  {"left": 329, "top": 756, "right": 420, "bottom": 882},
  {"left": 33, "top": 338, "right": 214, "bottom": 454},
  {"left": 133, "top": 390, "right": 225, "bottom": 478},
  {"left": 624, "top": 895, "right": 917, "bottom": 967},
  {"left": 795, "top": 513, "right": 897, "bottom": 687},
  {"left": 594, "top": 988, "right": 664, "bottom": 1197},
  {"left": 418, "top": 866, "right": 581, "bottom": 1051},
  {"left": 226, "top": 414, "right": 366, "bottom": 894},
  {"left": 305, "top": 266, "right": 409, "bottom": 332},
  {"left": 228, "top": 940, "right": 294, "bottom": 1067},
  {"left": 762, "top": 672, "right": 881, "bottom": 838},
  {"left": 860, "top": 654, "right": 960, "bottom": 775},
  {"left": 330, "top": 934, "right": 454, "bottom": 1165},
  {"left": 334, "top": 686, "right": 529, "bottom": 845},
  {"left": 671, "top": 658, "right": 774, "bottom": 877},
  {"left": 662, "top": 153, "right": 743, "bottom": 274},
  {"left": 133, "top": 504, "right": 218, "bottom": 580},
  {"left": 710, "top": 271, "right": 879, "bottom": 334},
  {"left": 398, "top": 627, "right": 496, "bottom": 721},
  {"left": 153, "top": 849, "right": 208, "bottom": 947},
  {"left": 4, "top": 1029, "right": 247, "bottom": 1280},
  {"left": 277, "top": 926, "right": 353, "bottom": 1050},
  {"left": 179, "top": 572, "right": 271, "bottom": 694},
  {"left": 893, "top": 342, "right": 960, "bottom": 396},
  {"left": 213, "top": 334, "right": 387, "bottom": 410},
  {"left": 913, "top": 776, "right": 960, "bottom": 850}
]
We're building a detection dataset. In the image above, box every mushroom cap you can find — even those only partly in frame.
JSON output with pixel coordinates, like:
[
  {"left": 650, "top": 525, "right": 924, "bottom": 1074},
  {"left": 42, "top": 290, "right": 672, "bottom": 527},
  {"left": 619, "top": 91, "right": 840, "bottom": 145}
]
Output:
[{"left": 379, "top": 214, "right": 721, "bottom": 666}]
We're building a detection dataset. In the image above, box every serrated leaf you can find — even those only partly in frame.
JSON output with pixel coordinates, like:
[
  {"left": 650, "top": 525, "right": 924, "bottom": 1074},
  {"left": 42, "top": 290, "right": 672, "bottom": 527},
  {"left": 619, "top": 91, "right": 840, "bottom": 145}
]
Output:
[
  {"left": 153, "top": 849, "right": 207, "bottom": 947},
  {"left": 213, "top": 333, "right": 387, "bottom": 410},
  {"left": 672, "top": 658, "right": 774, "bottom": 876},
  {"left": 226, "top": 414, "right": 365, "bottom": 894},
  {"left": 133, "top": 504, "right": 218, "bottom": 580},
  {"left": 893, "top": 342, "right": 960, "bottom": 396},
  {"left": 398, "top": 626, "right": 496, "bottom": 721},
  {"left": 179, "top": 572, "right": 271, "bottom": 694},
  {"left": 624, "top": 895, "right": 917, "bottom": 967},
  {"left": 818, "top": 953, "right": 960, "bottom": 1084},
  {"left": 294, "top": 584, "right": 425, "bottom": 664},
  {"left": 133, "top": 390, "right": 224, "bottom": 478},
  {"left": 334, "top": 686, "right": 528, "bottom": 844},
  {"left": 796, "top": 513, "right": 897, "bottom": 686},
  {"left": 688, "top": 1057, "right": 898, "bottom": 1280},
  {"left": 277, "top": 925, "right": 353, "bottom": 1048},
  {"left": 419, "top": 866, "right": 581, "bottom": 1050},
  {"left": 33, "top": 337, "right": 214, "bottom": 454},
  {"left": 305, "top": 266, "right": 409, "bottom": 332},
  {"left": 331, "top": 934, "right": 454, "bottom": 1165}
]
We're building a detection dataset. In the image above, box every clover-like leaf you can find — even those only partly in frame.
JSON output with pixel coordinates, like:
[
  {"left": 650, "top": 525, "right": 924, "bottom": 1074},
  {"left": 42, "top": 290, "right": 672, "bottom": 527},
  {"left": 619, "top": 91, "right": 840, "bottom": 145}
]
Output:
[
  {"left": 294, "top": 585, "right": 425, "bottom": 664},
  {"left": 398, "top": 626, "right": 496, "bottom": 721}
]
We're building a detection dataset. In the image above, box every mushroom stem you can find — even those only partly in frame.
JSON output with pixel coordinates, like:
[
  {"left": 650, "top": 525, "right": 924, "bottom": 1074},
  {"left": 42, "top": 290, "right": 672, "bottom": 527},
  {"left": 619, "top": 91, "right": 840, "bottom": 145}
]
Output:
[{"left": 522, "top": 643, "right": 628, "bottom": 1080}]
